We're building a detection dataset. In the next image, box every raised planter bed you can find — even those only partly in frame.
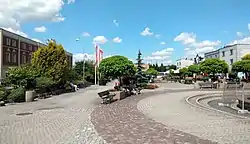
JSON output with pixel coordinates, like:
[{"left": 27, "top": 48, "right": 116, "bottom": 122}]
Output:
[{"left": 113, "top": 91, "right": 126, "bottom": 100}]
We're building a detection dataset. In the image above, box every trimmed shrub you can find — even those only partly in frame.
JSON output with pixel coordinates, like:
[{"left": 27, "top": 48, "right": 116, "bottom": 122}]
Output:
[
  {"left": 7, "top": 87, "right": 25, "bottom": 103},
  {"left": 0, "top": 91, "right": 6, "bottom": 101}
]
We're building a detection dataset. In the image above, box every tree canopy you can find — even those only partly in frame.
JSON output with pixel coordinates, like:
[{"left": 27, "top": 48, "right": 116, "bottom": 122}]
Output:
[
  {"left": 242, "top": 53, "right": 250, "bottom": 60},
  {"left": 32, "top": 41, "right": 68, "bottom": 83},
  {"left": 232, "top": 60, "right": 250, "bottom": 73},
  {"left": 99, "top": 55, "right": 136, "bottom": 80},
  {"left": 146, "top": 68, "right": 158, "bottom": 76},
  {"left": 188, "top": 64, "right": 200, "bottom": 74},
  {"left": 200, "top": 58, "right": 228, "bottom": 75},
  {"left": 73, "top": 60, "right": 95, "bottom": 83}
]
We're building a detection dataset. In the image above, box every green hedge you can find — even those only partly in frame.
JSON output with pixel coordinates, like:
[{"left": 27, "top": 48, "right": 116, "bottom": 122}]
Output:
[{"left": 7, "top": 87, "right": 25, "bottom": 103}]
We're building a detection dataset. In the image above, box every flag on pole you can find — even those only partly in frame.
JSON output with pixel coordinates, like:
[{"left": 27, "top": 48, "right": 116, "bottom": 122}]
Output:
[{"left": 95, "top": 44, "right": 104, "bottom": 67}]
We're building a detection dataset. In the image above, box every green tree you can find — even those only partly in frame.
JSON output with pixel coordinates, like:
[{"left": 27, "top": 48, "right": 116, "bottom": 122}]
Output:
[
  {"left": 135, "top": 50, "right": 149, "bottom": 88},
  {"left": 179, "top": 67, "right": 191, "bottom": 78},
  {"left": 32, "top": 41, "right": 68, "bottom": 84},
  {"left": 99, "top": 55, "right": 136, "bottom": 84},
  {"left": 73, "top": 60, "right": 95, "bottom": 83},
  {"left": 188, "top": 64, "right": 200, "bottom": 75},
  {"left": 232, "top": 60, "right": 250, "bottom": 79},
  {"left": 5, "top": 64, "right": 39, "bottom": 90},
  {"left": 242, "top": 54, "right": 250, "bottom": 60},
  {"left": 159, "top": 63, "right": 167, "bottom": 72},
  {"left": 169, "top": 64, "right": 177, "bottom": 70},
  {"left": 200, "top": 58, "right": 228, "bottom": 75},
  {"left": 146, "top": 68, "right": 159, "bottom": 77}
]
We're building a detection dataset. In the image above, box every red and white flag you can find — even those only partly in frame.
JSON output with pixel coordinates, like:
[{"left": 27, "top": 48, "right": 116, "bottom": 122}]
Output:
[{"left": 95, "top": 44, "right": 104, "bottom": 67}]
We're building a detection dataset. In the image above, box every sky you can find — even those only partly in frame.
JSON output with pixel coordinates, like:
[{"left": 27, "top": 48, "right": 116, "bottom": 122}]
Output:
[{"left": 1, "top": 0, "right": 250, "bottom": 65}]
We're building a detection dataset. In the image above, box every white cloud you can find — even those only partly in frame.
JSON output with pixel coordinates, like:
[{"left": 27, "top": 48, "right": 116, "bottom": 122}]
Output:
[
  {"left": 174, "top": 32, "right": 196, "bottom": 44},
  {"left": 140, "top": 27, "right": 153, "bottom": 36},
  {"left": 237, "top": 32, "right": 243, "bottom": 37},
  {"left": 229, "top": 37, "right": 250, "bottom": 45},
  {"left": 0, "top": 0, "right": 65, "bottom": 30},
  {"left": 160, "top": 41, "right": 166, "bottom": 45},
  {"left": 174, "top": 32, "right": 221, "bottom": 57},
  {"left": 155, "top": 34, "right": 161, "bottom": 38},
  {"left": 113, "top": 37, "right": 122, "bottom": 43},
  {"left": 67, "top": 0, "right": 75, "bottom": 4},
  {"left": 93, "top": 36, "right": 108, "bottom": 44},
  {"left": 73, "top": 53, "right": 95, "bottom": 64},
  {"left": 34, "top": 26, "right": 46, "bottom": 32},
  {"left": 113, "top": 20, "right": 119, "bottom": 27},
  {"left": 2, "top": 27, "right": 28, "bottom": 37},
  {"left": 32, "top": 38, "right": 42, "bottom": 43},
  {"left": 82, "top": 32, "right": 90, "bottom": 37},
  {"left": 152, "top": 48, "right": 174, "bottom": 56}
]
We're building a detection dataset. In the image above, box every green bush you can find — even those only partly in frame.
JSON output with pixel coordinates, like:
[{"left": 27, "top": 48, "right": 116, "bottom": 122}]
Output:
[
  {"left": 36, "top": 76, "right": 54, "bottom": 90},
  {"left": 7, "top": 87, "right": 25, "bottom": 103},
  {"left": 0, "top": 91, "right": 6, "bottom": 101}
]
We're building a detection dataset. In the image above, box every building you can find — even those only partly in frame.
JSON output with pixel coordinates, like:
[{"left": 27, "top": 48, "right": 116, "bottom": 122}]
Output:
[
  {"left": 134, "top": 64, "right": 149, "bottom": 71},
  {"left": 0, "top": 28, "right": 73, "bottom": 79},
  {"left": 176, "top": 58, "right": 194, "bottom": 69},
  {"left": 204, "top": 44, "right": 250, "bottom": 70}
]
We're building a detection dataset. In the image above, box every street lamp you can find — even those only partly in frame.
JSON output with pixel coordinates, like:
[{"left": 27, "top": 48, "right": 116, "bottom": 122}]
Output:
[{"left": 76, "top": 38, "right": 85, "bottom": 81}]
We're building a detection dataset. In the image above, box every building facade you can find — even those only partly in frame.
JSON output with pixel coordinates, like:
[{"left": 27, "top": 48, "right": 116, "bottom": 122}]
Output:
[
  {"left": 0, "top": 28, "right": 73, "bottom": 79},
  {"left": 204, "top": 44, "right": 250, "bottom": 70},
  {"left": 176, "top": 58, "right": 194, "bottom": 69}
]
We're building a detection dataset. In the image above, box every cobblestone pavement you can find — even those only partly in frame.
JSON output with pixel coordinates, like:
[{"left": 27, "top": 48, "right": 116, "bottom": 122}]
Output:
[
  {"left": 91, "top": 87, "right": 217, "bottom": 144},
  {"left": 137, "top": 91, "right": 250, "bottom": 144},
  {"left": 0, "top": 85, "right": 111, "bottom": 144}
]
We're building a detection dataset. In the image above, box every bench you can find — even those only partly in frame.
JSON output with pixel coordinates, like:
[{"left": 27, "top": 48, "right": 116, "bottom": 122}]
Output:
[
  {"left": 226, "top": 82, "right": 242, "bottom": 89},
  {"left": 198, "top": 82, "right": 217, "bottom": 89},
  {"left": 98, "top": 90, "right": 116, "bottom": 104}
]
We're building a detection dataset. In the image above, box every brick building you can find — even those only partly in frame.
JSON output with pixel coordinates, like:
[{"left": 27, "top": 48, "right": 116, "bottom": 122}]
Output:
[{"left": 0, "top": 28, "right": 73, "bottom": 79}]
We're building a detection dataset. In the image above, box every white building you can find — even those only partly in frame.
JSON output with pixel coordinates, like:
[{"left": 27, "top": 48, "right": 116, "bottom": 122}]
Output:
[
  {"left": 204, "top": 44, "right": 250, "bottom": 70},
  {"left": 176, "top": 58, "right": 194, "bottom": 69}
]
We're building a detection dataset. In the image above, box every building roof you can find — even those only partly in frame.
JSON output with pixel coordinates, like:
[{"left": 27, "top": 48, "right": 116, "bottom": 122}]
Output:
[
  {"left": 0, "top": 28, "right": 72, "bottom": 56},
  {"left": 204, "top": 43, "right": 250, "bottom": 55}
]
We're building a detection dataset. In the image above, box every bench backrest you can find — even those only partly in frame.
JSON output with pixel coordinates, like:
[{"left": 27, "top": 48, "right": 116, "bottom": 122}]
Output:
[{"left": 98, "top": 90, "right": 110, "bottom": 97}]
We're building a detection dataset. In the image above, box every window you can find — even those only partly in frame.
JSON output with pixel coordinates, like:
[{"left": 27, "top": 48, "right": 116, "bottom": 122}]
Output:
[
  {"left": 6, "top": 38, "right": 11, "bottom": 46},
  {"left": 28, "top": 45, "right": 32, "bottom": 51},
  {"left": 11, "top": 39, "right": 17, "bottom": 47},
  {"left": 6, "top": 48, "right": 11, "bottom": 63},
  {"left": 215, "top": 54, "right": 217, "bottom": 58},
  {"left": 22, "top": 52, "right": 26, "bottom": 64},
  {"left": 230, "top": 59, "right": 234, "bottom": 65},
  {"left": 222, "top": 51, "right": 225, "bottom": 57},
  {"left": 12, "top": 49, "right": 17, "bottom": 63},
  {"left": 230, "top": 49, "right": 233, "bottom": 55},
  {"left": 22, "top": 43, "right": 26, "bottom": 50},
  {"left": 28, "top": 53, "right": 32, "bottom": 63}
]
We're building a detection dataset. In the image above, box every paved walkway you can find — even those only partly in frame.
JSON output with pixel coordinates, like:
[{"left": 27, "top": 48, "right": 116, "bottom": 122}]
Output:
[
  {"left": 0, "top": 85, "right": 111, "bottom": 144},
  {"left": 138, "top": 91, "right": 250, "bottom": 144}
]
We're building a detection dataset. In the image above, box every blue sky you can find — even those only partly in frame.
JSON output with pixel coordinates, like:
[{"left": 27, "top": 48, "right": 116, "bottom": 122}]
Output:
[{"left": 2, "top": 0, "right": 250, "bottom": 65}]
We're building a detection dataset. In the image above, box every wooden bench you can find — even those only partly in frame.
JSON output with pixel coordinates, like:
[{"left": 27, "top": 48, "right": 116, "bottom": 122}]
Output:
[
  {"left": 98, "top": 90, "right": 116, "bottom": 104},
  {"left": 198, "top": 82, "right": 217, "bottom": 89}
]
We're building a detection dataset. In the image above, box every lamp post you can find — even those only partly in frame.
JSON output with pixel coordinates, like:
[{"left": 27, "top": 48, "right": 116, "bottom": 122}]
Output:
[{"left": 76, "top": 38, "right": 85, "bottom": 81}]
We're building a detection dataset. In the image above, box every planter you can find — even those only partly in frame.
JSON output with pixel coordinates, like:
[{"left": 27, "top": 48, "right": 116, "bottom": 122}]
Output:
[
  {"left": 25, "top": 90, "right": 35, "bottom": 102},
  {"left": 113, "top": 91, "right": 126, "bottom": 100}
]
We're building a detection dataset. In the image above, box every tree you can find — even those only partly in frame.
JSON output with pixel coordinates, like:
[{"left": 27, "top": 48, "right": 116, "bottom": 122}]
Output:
[
  {"left": 242, "top": 54, "right": 250, "bottom": 60},
  {"left": 200, "top": 58, "right": 228, "bottom": 75},
  {"left": 146, "top": 68, "right": 159, "bottom": 77},
  {"left": 32, "top": 41, "right": 68, "bottom": 84},
  {"left": 135, "top": 50, "right": 149, "bottom": 88},
  {"left": 169, "top": 64, "right": 177, "bottom": 70},
  {"left": 73, "top": 60, "right": 95, "bottom": 83},
  {"left": 5, "top": 64, "right": 39, "bottom": 90},
  {"left": 99, "top": 55, "right": 136, "bottom": 84},
  {"left": 159, "top": 63, "right": 167, "bottom": 72},
  {"left": 232, "top": 60, "right": 250, "bottom": 79},
  {"left": 179, "top": 67, "right": 191, "bottom": 78},
  {"left": 188, "top": 64, "right": 200, "bottom": 75}
]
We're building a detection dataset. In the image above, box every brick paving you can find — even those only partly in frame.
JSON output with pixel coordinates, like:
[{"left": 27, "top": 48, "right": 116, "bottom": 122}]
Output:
[
  {"left": 137, "top": 91, "right": 250, "bottom": 144},
  {"left": 91, "top": 89, "right": 217, "bottom": 144},
  {"left": 0, "top": 85, "right": 110, "bottom": 144}
]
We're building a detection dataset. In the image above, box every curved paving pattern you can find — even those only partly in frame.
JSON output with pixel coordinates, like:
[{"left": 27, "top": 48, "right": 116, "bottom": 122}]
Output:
[
  {"left": 91, "top": 90, "right": 216, "bottom": 144},
  {"left": 138, "top": 91, "right": 250, "bottom": 144},
  {"left": 0, "top": 86, "right": 109, "bottom": 144}
]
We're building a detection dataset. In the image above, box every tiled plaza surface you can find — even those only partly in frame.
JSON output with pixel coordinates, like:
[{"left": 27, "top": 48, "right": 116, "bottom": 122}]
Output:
[{"left": 1, "top": 82, "right": 250, "bottom": 144}]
